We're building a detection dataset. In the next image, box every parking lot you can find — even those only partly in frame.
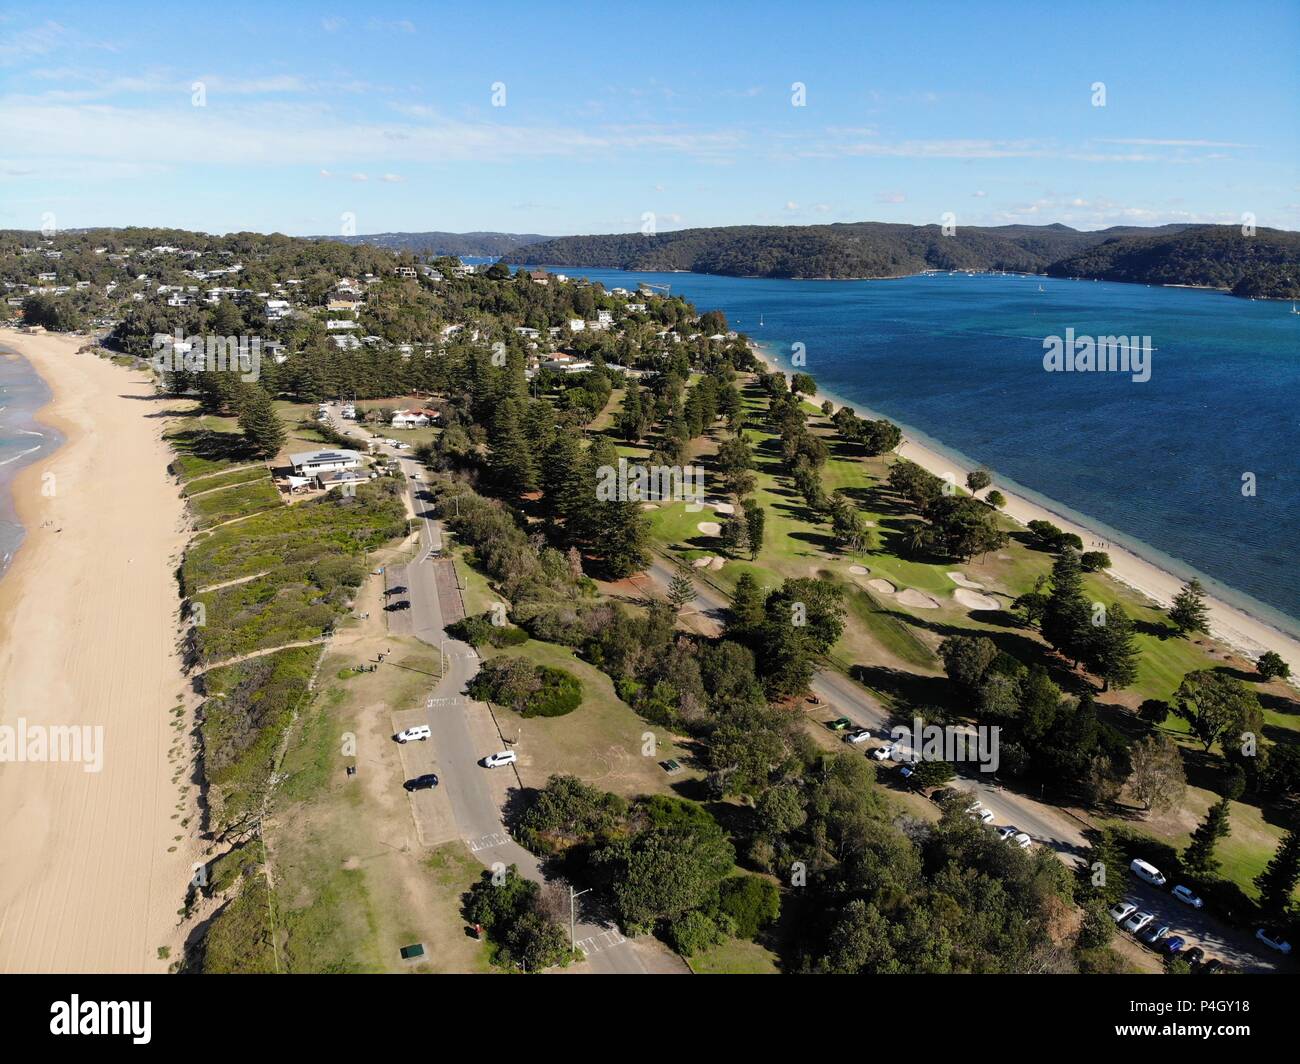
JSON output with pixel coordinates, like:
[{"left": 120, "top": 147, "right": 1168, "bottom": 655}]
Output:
[{"left": 1112, "top": 879, "right": 1292, "bottom": 974}]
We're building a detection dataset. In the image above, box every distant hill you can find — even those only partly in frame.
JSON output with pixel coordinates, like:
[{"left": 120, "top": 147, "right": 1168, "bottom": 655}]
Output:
[
  {"left": 504, "top": 221, "right": 1300, "bottom": 297},
  {"left": 1045, "top": 225, "right": 1300, "bottom": 299},
  {"left": 322, "top": 231, "right": 552, "bottom": 258}
]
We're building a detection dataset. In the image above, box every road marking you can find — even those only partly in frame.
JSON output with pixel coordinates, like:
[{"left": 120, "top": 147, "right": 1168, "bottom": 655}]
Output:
[
  {"left": 466, "top": 831, "right": 510, "bottom": 852},
  {"left": 575, "top": 929, "right": 627, "bottom": 956},
  {"left": 426, "top": 696, "right": 463, "bottom": 708}
]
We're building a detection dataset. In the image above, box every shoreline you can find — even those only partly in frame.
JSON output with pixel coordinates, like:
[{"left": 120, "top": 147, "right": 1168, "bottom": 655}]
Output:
[
  {"left": 0, "top": 329, "right": 197, "bottom": 972},
  {"left": 751, "top": 343, "right": 1300, "bottom": 678}
]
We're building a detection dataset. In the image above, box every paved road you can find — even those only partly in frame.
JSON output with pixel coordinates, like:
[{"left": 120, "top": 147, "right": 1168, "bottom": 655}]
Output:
[
  {"left": 646, "top": 556, "right": 1298, "bottom": 973},
  {"left": 326, "top": 407, "right": 679, "bottom": 974}
]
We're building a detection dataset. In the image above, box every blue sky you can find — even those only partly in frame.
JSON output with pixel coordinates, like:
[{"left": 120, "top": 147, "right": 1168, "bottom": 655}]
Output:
[{"left": 1, "top": 1, "right": 1296, "bottom": 236}]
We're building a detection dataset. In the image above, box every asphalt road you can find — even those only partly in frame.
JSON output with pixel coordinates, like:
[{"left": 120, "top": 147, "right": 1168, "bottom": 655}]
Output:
[
  {"left": 647, "top": 556, "right": 1294, "bottom": 973},
  {"left": 326, "top": 407, "right": 675, "bottom": 974}
]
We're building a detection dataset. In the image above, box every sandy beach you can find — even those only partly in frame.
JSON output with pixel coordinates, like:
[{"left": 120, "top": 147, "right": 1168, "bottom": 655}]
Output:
[
  {"left": 752, "top": 345, "right": 1300, "bottom": 678},
  {"left": 0, "top": 330, "right": 195, "bottom": 972}
]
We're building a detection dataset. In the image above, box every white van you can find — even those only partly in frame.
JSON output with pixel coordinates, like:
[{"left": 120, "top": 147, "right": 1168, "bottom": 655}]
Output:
[
  {"left": 1130, "top": 858, "right": 1166, "bottom": 887},
  {"left": 395, "top": 725, "right": 431, "bottom": 744}
]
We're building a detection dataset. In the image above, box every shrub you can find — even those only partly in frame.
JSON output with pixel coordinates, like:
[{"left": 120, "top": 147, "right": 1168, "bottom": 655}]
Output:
[
  {"left": 718, "top": 875, "right": 781, "bottom": 940},
  {"left": 667, "top": 909, "right": 727, "bottom": 957}
]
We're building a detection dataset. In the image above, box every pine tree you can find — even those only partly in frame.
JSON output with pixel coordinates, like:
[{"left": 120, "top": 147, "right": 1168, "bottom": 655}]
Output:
[
  {"left": 1079, "top": 827, "right": 1128, "bottom": 905},
  {"left": 668, "top": 559, "right": 695, "bottom": 613},
  {"left": 728, "top": 572, "right": 767, "bottom": 641},
  {"left": 1091, "top": 602, "right": 1140, "bottom": 691},
  {"left": 743, "top": 499, "right": 765, "bottom": 560},
  {"left": 1254, "top": 826, "right": 1300, "bottom": 918},
  {"left": 1183, "top": 796, "right": 1232, "bottom": 877},
  {"left": 1169, "top": 579, "right": 1210, "bottom": 636},
  {"left": 236, "top": 382, "right": 285, "bottom": 458},
  {"left": 720, "top": 512, "right": 749, "bottom": 556},
  {"left": 489, "top": 400, "right": 536, "bottom": 494},
  {"left": 1043, "top": 548, "right": 1091, "bottom": 666}
]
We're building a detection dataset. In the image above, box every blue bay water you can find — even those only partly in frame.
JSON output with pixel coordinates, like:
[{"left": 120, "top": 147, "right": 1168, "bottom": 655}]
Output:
[
  {"left": 0, "top": 346, "right": 61, "bottom": 579},
  {"left": 531, "top": 267, "right": 1300, "bottom": 636}
]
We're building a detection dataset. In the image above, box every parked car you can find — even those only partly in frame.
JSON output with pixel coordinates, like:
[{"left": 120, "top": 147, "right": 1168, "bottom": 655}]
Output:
[
  {"left": 1141, "top": 924, "right": 1171, "bottom": 947},
  {"left": 806, "top": 694, "right": 820, "bottom": 705},
  {"left": 1183, "top": 947, "right": 1205, "bottom": 967},
  {"left": 871, "top": 744, "right": 896, "bottom": 761},
  {"left": 828, "top": 717, "right": 853, "bottom": 731},
  {"left": 1009, "top": 832, "right": 1032, "bottom": 849},
  {"left": 1255, "top": 928, "right": 1293, "bottom": 954},
  {"left": 482, "top": 750, "right": 518, "bottom": 769},
  {"left": 967, "top": 805, "right": 994, "bottom": 824},
  {"left": 403, "top": 773, "right": 439, "bottom": 791},
  {"left": 1130, "top": 858, "right": 1167, "bottom": 887},
  {"left": 898, "top": 763, "right": 916, "bottom": 780},
  {"left": 1110, "top": 902, "right": 1138, "bottom": 923},
  {"left": 1199, "top": 958, "right": 1226, "bottom": 975},
  {"left": 997, "top": 826, "right": 1018, "bottom": 841},
  {"left": 844, "top": 728, "right": 872, "bottom": 745},
  {"left": 1163, "top": 936, "right": 1187, "bottom": 954},
  {"left": 1171, "top": 884, "right": 1203, "bottom": 908},
  {"left": 394, "top": 725, "right": 430, "bottom": 744},
  {"left": 1123, "top": 910, "right": 1154, "bottom": 934}
]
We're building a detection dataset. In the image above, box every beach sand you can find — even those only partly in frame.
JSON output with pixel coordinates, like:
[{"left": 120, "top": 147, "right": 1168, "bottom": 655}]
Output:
[
  {"left": 752, "top": 347, "right": 1300, "bottom": 676},
  {"left": 0, "top": 330, "right": 195, "bottom": 972}
]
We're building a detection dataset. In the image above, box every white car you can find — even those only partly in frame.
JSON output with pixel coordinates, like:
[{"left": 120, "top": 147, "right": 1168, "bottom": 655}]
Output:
[
  {"left": 483, "top": 750, "right": 518, "bottom": 768},
  {"left": 844, "top": 728, "right": 872, "bottom": 745},
  {"left": 1123, "top": 910, "right": 1154, "bottom": 934},
  {"left": 394, "top": 725, "right": 430, "bottom": 744},
  {"left": 1110, "top": 901, "right": 1138, "bottom": 923},
  {"left": 870, "top": 744, "right": 896, "bottom": 761},
  {"left": 966, "top": 804, "right": 994, "bottom": 824},
  {"left": 1171, "top": 884, "right": 1204, "bottom": 909},
  {"left": 1009, "top": 832, "right": 1032, "bottom": 849}
]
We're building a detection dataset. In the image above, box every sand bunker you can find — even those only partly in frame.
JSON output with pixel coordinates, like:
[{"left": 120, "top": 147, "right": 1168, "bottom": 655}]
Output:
[
  {"left": 639, "top": 503, "right": 659, "bottom": 511},
  {"left": 946, "top": 571, "right": 985, "bottom": 590},
  {"left": 692, "top": 556, "right": 714, "bottom": 568},
  {"left": 954, "top": 588, "right": 1000, "bottom": 611},
  {"left": 848, "top": 564, "right": 869, "bottom": 576},
  {"left": 696, "top": 522, "right": 722, "bottom": 536},
  {"left": 714, "top": 502, "right": 735, "bottom": 515},
  {"left": 708, "top": 557, "right": 725, "bottom": 570},
  {"left": 867, "top": 578, "right": 896, "bottom": 594},
  {"left": 897, "top": 588, "right": 941, "bottom": 609}
]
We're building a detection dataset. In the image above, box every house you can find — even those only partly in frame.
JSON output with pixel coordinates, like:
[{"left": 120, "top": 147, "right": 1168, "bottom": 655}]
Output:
[
  {"left": 390, "top": 409, "right": 430, "bottom": 429},
  {"left": 330, "top": 334, "right": 361, "bottom": 350},
  {"left": 596, "top": 309, "right": 613, "bottom": 325},
  {"left": 567, "top": 318, "right": 585, "bottom": 332},
  {"left": 541, "top": 358, "right": 594, "bottom": 374},
  {"left": 394, "top": 266, "right": 417, "bottom": 278},
  {"left": 265, "top": 299, "right": 292, "bottom": 321},
  {"left": 290, "top": 449, "right": 362, "bottom": 476},
  {"left": 528, "top": 270, "right": 550, "bottom": 286},
  {"left": 317, "top": 469, "right": 371, "bottom": 492},
  {"left": 326, "top": 319, "right": 359, "bottom": 330},
  {"left": 327, "top": 297, "right": 362, "bottom": 312}
]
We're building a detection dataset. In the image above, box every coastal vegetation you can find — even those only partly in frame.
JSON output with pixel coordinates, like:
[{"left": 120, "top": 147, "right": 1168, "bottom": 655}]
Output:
[{"left": 507, "top": 222, "right": 1300, "bottom": 297}]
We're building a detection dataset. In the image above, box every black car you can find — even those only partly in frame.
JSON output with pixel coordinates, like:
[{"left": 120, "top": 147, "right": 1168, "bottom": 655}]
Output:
[
  {"left": 404, "top": 773, "right": 439, "bottom": 791},
  {"left": 1184, "top": 946, "right": 1205, "bottom": 967},
  {"left": 1198, "top": 958, "right": 1224, "bottom": 974}
]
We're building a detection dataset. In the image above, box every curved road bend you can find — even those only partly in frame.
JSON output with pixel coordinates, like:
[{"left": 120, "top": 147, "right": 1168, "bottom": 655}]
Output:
[{"left": 326, "top": 407, "right": 682, "bottom": 974}]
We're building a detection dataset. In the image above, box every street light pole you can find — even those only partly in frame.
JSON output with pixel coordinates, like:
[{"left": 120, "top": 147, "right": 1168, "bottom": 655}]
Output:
[{"left": 569, "top": 886, "right": 592, "bottom": 952}]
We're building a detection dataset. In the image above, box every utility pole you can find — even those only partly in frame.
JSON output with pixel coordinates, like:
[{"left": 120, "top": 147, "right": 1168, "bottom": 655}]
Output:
[{"left": 569, "top": 886, "right": 591, "bottom": 952}]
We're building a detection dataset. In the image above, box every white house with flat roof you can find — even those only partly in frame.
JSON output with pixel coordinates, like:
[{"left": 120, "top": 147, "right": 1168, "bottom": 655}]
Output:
[{"left": 289, "top": 449, "right": 362, "bottom": 476}]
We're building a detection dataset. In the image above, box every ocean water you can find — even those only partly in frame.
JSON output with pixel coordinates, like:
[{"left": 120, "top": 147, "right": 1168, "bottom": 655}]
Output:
[
  {"left": 531, "top": 267, "right": 1300, "bottom": 636},
  {"left": 0, "top": 345, "right": 61, "bottom": 579}
]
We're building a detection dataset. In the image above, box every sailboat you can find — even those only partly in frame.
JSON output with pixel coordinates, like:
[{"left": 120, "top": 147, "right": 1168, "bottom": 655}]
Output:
[
  {"left": 759, "top": 313, "right": 764, "bottom": 327},
  {"left": 1037, "top": 283, "right": 1045, "bottom": 293},
  {"left": 1291, "top": 303, "right": 1299, "bottom": 315}
]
